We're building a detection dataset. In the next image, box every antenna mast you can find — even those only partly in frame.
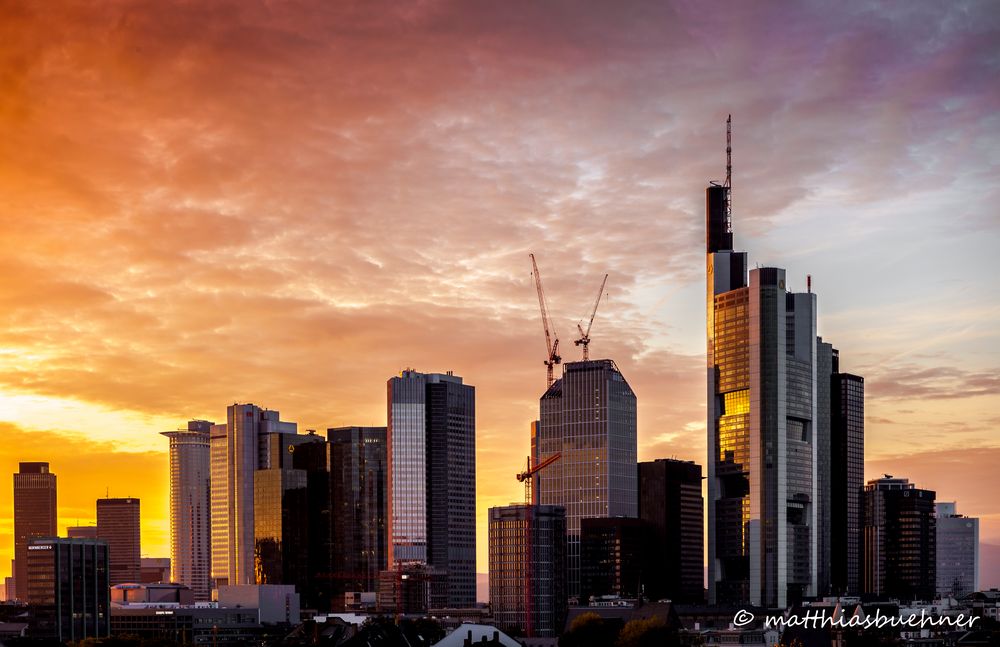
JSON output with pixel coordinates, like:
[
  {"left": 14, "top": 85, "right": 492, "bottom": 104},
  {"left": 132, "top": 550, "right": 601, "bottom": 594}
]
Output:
[{"left": 725, "top": 114, "right": 732, "bottom": 228}]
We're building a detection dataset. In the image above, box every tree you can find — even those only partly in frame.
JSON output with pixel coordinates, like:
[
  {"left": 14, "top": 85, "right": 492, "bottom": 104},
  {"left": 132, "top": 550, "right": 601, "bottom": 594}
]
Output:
[
  {"left": 560, "top": 613, "right": 622, "bottom": 647},
  {"left": 616, "top": 617, "right": 677, "bottom": 647}
]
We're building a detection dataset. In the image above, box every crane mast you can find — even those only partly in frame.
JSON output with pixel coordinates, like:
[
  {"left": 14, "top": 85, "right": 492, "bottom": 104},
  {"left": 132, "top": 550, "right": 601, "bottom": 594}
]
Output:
[
  {"left": 575, "top": 273, "right": 608, "bottom": 360},
  {"left": 514, "top": 451, "right": 561, "bottom": 637},
  {"left": 529, "top": 253, "right": 561, "bottom": 387}
]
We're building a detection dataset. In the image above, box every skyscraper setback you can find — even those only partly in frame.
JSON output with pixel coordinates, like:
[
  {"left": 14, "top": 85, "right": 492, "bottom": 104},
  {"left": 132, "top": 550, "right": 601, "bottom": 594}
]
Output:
[
  {"left": 13, "top": 462, "right": 57, "bottom": 601},
  {"left": 162, "top": 421, "right": 212, "bottom": 600},
  {"left": 386, "top": 370, "right": 476, "bottom": 609},
  {"left": 536, "top": 359, "right": 637, "bottom": 600},
  {"left": 704, "top": 122, "right": 854, "bottom": 608},
  {"left": 210, "top": 403, "right": 297, "bottom": 587}
]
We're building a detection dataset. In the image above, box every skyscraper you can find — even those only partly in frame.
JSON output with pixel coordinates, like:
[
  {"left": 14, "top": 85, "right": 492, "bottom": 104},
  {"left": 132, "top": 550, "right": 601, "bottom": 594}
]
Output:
[
  {"left": 536, "top": 359, "right": 637, "bottom": 600},
  {"left": 935, "top": 502, "right": 979, "bottom": 599},
  {"left": 489, "top": 504, "right": 566, "bottom": 638},
  {"left": 861, "top": 476, "right": 936, "bottom": 601},
  {"left": 210, "top": 404, "right": 297, "bottom": 587},
  {"left": 831, "top": 366, "right": 864, "bottom": 596},
  {"left": 67, "top": 526, "right": 99, "bottom": 539},
  {"left": 638, "top": 459, "right": 704, "bottom": 603},
  {"left": 580, "top": 517, "right": 654, "bottom": 603},
  {"left": 161, "top": 420, "right": 213, "bottom": 600},
  {"left": 97, "top": 497, "right": 141, "bottom": 585},
  {"left": 706, "top": 132, "right": 820, "bottom": 608},
  {"left": 386, "top": 370, "right": 476, "bottom": 609},
  {"left": 13, "top": 462, "right": 57, "bottom": 601},
  {"left": 253, "top": 430, "right": 331, "bottom": 610},
  {"left": 328, "top": 426, "right": 387, "bottom": 610}
]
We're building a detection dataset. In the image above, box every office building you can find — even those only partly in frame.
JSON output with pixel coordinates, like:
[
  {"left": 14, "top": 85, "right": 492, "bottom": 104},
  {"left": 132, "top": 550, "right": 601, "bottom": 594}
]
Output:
[
  {"left": 536, "top": 359, "right": 637, "bottom": 600},
  {"left": 210, "top": 404, "right": 297, "bottom": 587},
  {"left": 387, "top": 370, "right": 476, "bottom": 609},
  {"left": 26, "top": 537, "right": 110, "bottom": 641},
  {"left": 140, "top": 557, "right": 171, "bottom": 584},
  {"left": 861, "top": 476, "right": 936, "bottom": 601},
  {"left": 580, "top": 517, "right": 654, "bottom": 603},
  {"left": 253, "top": 431, "right": 330, "bottom": 610},
  {"left": 488, "top": 504, "right": 566, "bottom": 637},
  {"left": 13, "top": 462, "right": 57, "bottom": 601},
  {"left": 638, "top": 459, "right": 704, "bottom": 603},
  {"left": 705, "top": 141, "right": 822, "bottom": 607},
  {"left": 936, "top": 502, "right": 979, "bottom": 598},
  {"left": 162, "top": 420, "right": 212, "bottom": 600},
  {"left": 97, "top": 497, "right": 141, "bottom": 585},
  {"left": 831, "top": 366, "right": 864, "bottom": 595},
  {"left": 328, "top": 426, "right": 387, "bottom": 609}
]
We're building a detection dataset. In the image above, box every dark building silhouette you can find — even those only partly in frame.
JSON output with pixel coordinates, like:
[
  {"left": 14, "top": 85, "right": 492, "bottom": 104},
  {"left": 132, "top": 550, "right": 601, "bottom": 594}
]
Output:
[
  {"left": 97, "top": 497, "right": 141, "bottom": 585},
  {"left": 831, "top": 366, "right": 864, "bottom": 596},
  {"left": 13, "top": 462, "right": 57, "bottom": 600},
  {"left": 537, "top": 360, "right": 637, "bottom": 600},
  {"left": 488, "top": 504, "right": 566, "bottom": 637},
  {"left": 27, "top": 537, "right": 110, "bottom": 641},
  {"left": 328, "top": 426, "right": 387, "bottom": 610},
  {"left": 580, "top": 517, "right": 654, "bottom": 603},
  {"left": 253, "top": 431, "right": 331, "bottom": 610},
  {"left": 638, "top": 459, "right": 704, "bottom": 603},
  {"left": 387, "top": 370, "right": 476, "bottom": 609},
  {"left": 862, "top": 476, "right": 936, "bottom": 601}
]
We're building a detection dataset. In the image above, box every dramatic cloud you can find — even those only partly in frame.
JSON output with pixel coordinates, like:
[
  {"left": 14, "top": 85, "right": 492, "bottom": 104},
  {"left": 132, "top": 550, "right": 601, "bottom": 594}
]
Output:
[{"left": 1, "top": 0, "right": 998, "bottom": 579}]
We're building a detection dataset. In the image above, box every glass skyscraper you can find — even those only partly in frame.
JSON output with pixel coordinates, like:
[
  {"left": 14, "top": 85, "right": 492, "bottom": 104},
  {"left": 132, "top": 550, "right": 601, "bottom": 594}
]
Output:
[
  {"left": 706, "top": 170, "right": 821, "bottom": 608},
  {"left": 536, "top": 359, "right": 637, "bottom": 600},
  {"left": 161, "top": 421, "right": 212, "bottom": 601},
  {"left": 386, "top": 370, "right": 476, "bottom": 609},
  {"left": 935, "top": 502, "right": 980, "bottom": 598}
]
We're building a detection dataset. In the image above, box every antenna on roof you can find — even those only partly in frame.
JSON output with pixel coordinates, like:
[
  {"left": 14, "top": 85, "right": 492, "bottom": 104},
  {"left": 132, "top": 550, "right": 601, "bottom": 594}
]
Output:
[{"left": 725, "top": 114, "right": 732, "bottom": 224}]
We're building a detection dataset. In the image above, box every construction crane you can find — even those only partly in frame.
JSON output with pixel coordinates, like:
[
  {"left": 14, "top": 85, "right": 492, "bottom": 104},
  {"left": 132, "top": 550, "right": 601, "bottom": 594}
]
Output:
[
  {"left": 514, "top": 451, "right": 561, "bottom": 637},
  {"left": 575, "top": 273, "right": 608, "bottom": 361},
  {"left": 529, "top": 253, "right": 561, "bottom": 387}
]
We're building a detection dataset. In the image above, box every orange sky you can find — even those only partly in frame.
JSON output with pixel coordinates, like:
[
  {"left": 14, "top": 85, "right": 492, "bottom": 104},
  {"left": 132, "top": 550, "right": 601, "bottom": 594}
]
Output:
[{"left": 1, "top": 1, "right": 999, "bottom": 588}]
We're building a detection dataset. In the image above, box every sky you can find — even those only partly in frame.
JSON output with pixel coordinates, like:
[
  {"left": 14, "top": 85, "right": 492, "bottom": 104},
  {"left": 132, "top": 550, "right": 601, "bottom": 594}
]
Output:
[{"left": 1, "top": 0, "right": 999, "bottom": 589}]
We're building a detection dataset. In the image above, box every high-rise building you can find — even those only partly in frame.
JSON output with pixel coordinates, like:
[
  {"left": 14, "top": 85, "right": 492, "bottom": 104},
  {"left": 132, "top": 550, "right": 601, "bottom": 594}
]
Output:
[
  {"left": 489, "top": 504, "right": 566, "bottom": 638},
  {"left": 97, "top": 497, "right": 141, "bottom": 585},
  {"left": 27, "top": 537, "right": 110, "bottom": 641},
  {"left": 162, "top": 420, "right": 213, "bottom": 600},
  {"left": 140, "top": 557, "right": 171, "bottom": 584},
  {"left": 68, "top": 526, "right": 99, "bottom": 539},
  {"left": 638, "top": 459, "right": 704, "bottom": 603},
  {"left": 831, "top": 367, "right": 864, "bottom": 596},
  {"left": 328, "top": 426, "right": 387, "bottom": 610},
  {"left": 580, "top": 517, "right": 654, "bottom": 603},
  {"left": 536, "top": 359, "right": 637, "bottom": 600},
  {"left": 387, "top": 369, "right": 476, "bottom": 609},
  {"left": 936, "top": 502, "right": 979, "bottom": 599},
  {"left": 210, "top": 404, "right": 296, "bottom": 587},
  {"left": 253, "top": 430, "right": 331, "bottom": 610},
  {"left": 13, "top": 462, "right": 57, "bottom": 601},
  {"left": 861, "top": 476, "right": 936, "bottom": 601},
  {"left": 706, "top": 139, "right": 822, "bottom": 607}
]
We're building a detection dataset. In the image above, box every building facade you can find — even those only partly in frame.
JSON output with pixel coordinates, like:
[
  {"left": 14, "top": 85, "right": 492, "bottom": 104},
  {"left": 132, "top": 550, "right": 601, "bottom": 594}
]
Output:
[
  {"left": 13, "top": 462, "right": 57, "bottom": 601},
  {"left": 536, "top": 359, "right": 637, "bottom": 600},
  {"left": 580, "top": 517, "right": 654, "bottom": 603},
  {"left": 210, "top": 404, "right": 297, "bottom": 587},
  {"left": 328, "top": 426, "right": 387, "bottom": 610},
  {"left": 830, "top": 368, "right": 864, "bottom": 596},
  {"left": 706, "top": 148, "right": 830, "bottom": 607},
  {"left": 861, "top": 476, "right": 936, "bottom": 601},
  {"left": 97, "top": 497, "right": 141, "bottom": 585},
  {"left": 935, "top": 502, "right": 979, "bottom": 599},
  {"left": 387, "top": 370, "right": 476, "bottom": 609},
  {"left": 488, "top": 504, "right": 566, "bottom": 638},
  {"left": 27, "top": 537, "right": 110, "bottom": 641},
  {"left": 162, "top": 420, "right": 212, "bottom": 600},
  {"left": 638, "top": 459, "right": 704, "bottom": 603}
]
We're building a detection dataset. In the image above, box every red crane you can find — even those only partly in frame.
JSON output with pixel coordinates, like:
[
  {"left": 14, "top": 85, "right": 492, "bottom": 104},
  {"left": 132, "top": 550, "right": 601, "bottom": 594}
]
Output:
[
  {"left": 530, "top": 253, "right": 561, "bottom": 387},
  {"left": 574, "top": 273, "right": 608, "bottom": 361},
  {"left": 514, "top": 451, "right": 561, "bottom": 637}
]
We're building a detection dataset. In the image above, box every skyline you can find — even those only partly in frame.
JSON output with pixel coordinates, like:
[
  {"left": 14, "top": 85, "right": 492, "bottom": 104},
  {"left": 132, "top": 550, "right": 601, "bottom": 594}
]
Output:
[{"left": 1, "top": 0, "right": 999, "bottom": 589}]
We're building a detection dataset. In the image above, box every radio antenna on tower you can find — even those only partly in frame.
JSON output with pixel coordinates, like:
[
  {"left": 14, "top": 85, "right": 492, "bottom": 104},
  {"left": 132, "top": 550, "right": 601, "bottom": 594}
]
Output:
[{"left": 725, "top": 114, "right": 732, "bottom": 222}]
